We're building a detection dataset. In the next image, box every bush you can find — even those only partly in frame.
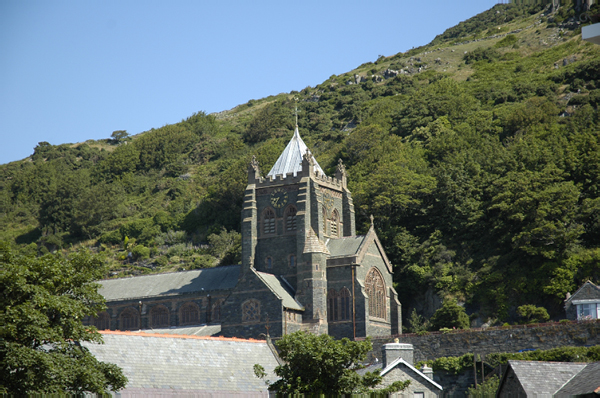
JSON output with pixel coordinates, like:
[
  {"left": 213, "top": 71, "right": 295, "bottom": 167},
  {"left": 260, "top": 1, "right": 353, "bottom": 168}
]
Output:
[
  {"left": 98, "top": 230, "right": 122, "bottom": 246},
  {"left": 131, "top": 244, "right": 150, "bottom": 260},
  {"left": 517, "top": 305, "right": 550, "bottom": 324},
  {"left": 190, "top": 254, "right": 217, "bottom": 269},
  {"left": 429, "top": 299, "right": 470, "bottom": 331}
]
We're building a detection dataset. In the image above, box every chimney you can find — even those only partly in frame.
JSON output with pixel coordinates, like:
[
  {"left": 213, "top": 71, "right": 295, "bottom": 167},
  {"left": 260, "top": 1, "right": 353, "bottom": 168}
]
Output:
[
  {"left": 382, "top": 342, "right": 414, "bottom": 367},
  {"left": 421, "top": 365, "right": 434, "bottom": 380}
]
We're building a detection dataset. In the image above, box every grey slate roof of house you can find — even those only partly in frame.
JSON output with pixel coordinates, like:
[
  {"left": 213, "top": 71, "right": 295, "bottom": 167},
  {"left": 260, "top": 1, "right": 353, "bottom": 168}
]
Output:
[
  {"left": 83, "top": 331, "right": 278, "bottom": 397},
  {"left": 267, "top": 126, "right": 324, "bottom": 178},
  {"left": 555, "top": 362, "right": 600, "bottom": 396},
  {"left": 99, "top": 265, "right": 240, "bottom": 301},
  {"left": 506, "top": 360, "right": 587, "bottom": 395},
  {"left": 566, "top": 280, "right": 600, "bottom": 304},
  {"left": 255, "top": 270, "right": 304, "bottom": 311},
  {"left": 326, "top": 235, "right": 365, "bottom": 257}
]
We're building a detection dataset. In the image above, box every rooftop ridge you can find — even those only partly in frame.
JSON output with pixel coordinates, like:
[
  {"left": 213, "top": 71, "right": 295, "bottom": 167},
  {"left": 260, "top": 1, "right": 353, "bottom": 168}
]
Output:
[
  {"left": 98, "top": 264, "right": 240, "bottom": 282},
  {"left": 99, "top": 329, "right": 264, "bottom": 343}
]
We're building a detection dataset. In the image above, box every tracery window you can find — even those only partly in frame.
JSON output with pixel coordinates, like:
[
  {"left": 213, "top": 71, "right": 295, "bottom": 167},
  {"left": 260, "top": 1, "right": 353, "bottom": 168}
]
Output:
[
  {"left": 151, "top": 305, "right": 170, "bottom": 328},
  {"left": 263, "top": 208, "right": 276, "bottom": 235},
  {"left": 119, "top": 307, "right": 139, "bottom": 330},
  {"left": 180, "top": 302, "right": 200, "bottom": 325},
  {"left": 242, "top": 299, "right": 260, "bottom": 323},
  {"left": 285, "top": 206, "right": 297, "bottom": 231},
  {"left": 93, "top": 311, "right": 111, "bottom": 330},
  {"left": 365, "top": 268, "right": 386, "bottom": 320}
]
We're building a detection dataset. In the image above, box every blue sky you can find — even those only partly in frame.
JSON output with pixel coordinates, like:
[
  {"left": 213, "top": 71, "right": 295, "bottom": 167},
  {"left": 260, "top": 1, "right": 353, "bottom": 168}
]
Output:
[{"left": 0, "top": 0, "right": 498, "bottom": 165}]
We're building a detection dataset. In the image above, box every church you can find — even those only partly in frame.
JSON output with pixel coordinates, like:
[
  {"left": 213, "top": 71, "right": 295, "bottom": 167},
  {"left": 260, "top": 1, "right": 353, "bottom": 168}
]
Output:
[{"left": 90, "top": 126, "right": 402, "bottom": 340}]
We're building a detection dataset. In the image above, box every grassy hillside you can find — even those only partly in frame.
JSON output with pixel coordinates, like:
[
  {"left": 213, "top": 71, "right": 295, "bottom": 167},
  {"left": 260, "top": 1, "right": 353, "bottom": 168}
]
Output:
[{"left": 2, "top": 3, "right": 600, "bottom": 327}]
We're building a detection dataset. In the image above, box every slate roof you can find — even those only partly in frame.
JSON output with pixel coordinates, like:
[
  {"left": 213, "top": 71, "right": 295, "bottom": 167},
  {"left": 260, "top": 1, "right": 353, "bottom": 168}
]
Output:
[
  {"left": 255, "top": 270, "right": 304, "bottom": 311},
  {"left": 83, "top": 331, "right": 278, "bottom": 396},
  {"left": 555, "top": 362, "right": 600, "bottom": 396},
  {"left": 504, "top": 360, "right": 587, "bottom": 396},
  {"left": 326, "top": 235, "right": 365, "bottom": 257},
  {"left": 99, "top": 265, "right": 240, "bottom": 301},
  {"left": 566, "top": 280, "right": 600, "bottom": 303},
  {"left": 267, "top": 126, "right": 324, "bottom": 178},
  {"left": 357, "top": 358, "right": 442, "bottom": 392}
]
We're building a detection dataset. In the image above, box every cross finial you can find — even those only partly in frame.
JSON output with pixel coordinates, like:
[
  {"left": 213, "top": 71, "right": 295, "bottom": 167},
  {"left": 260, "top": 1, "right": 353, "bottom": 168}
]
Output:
[
  {"left": 370, "top": 214, "right": 374, "bottom": 227},
  {"left": 294, "top": 97, "right": 299, "bottom": 127}
]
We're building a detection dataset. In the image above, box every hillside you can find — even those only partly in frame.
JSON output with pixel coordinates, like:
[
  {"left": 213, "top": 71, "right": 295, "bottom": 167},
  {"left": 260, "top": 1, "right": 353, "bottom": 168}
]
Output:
[{"left": 2, "top": 3, "right": 600, "bottom": 327}]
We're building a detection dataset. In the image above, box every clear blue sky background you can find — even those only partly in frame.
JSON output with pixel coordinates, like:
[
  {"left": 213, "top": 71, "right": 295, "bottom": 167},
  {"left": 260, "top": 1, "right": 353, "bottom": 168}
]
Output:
[{"left": 0, "top": 0, "right": 498, "bottom": 165}]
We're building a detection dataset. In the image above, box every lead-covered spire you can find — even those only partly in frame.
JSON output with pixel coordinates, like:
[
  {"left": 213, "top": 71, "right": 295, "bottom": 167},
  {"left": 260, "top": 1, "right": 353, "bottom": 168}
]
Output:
[{"left": 266, "top": 126, "right": 324, "bottom": 178}]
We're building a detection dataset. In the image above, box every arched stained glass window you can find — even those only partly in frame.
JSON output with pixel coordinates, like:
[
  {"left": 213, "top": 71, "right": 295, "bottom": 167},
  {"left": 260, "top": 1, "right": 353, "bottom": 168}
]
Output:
[
  {"left": 365, "top": 268, "right": 386, "bottom": 320},
  {"left": 263, "top": 208, "right": 276, "bottom": 235},
  {"left": 327, "top": 288, "right": 352, "bottom": 322}
]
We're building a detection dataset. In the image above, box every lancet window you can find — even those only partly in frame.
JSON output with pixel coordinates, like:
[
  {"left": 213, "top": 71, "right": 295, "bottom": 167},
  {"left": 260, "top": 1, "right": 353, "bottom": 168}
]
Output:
[
  {"left": 330, "top": 209, "right": 339, "bottom": 237},
  {"left": 365, "top": 268, "right": 386, "bottom": 320},
  {"left": 263, "top": 208, "right": 276, "bottom": 235},
  {"left": 285, "top": 206, "right": 297, "bottom": 231},
  {"left": 327, "top": 287, "right": 351, "bottom": 322},
  {"left": 212, "top": 300, "right": 222, "bottom": 322}
]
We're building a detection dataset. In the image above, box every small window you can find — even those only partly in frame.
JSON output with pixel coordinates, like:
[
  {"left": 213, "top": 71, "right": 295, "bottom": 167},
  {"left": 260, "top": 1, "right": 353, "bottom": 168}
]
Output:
[
  {"left": 212, "top": 301, "right": 222, "bottom": 322},
  {"left": 414, "top": 393, "right": 425, "bottom": 398},
  {"left": 289, "top": 254, "right": 295, "bottom": 267},
  {"left": 266, "top": 257, "right": 273, "bottom": 269}
]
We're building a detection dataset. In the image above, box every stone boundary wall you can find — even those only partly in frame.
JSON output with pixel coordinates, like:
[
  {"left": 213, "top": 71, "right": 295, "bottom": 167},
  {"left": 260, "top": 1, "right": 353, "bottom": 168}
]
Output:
[{"left": 364, "top": 320, "right": 600, "bottom": 363}]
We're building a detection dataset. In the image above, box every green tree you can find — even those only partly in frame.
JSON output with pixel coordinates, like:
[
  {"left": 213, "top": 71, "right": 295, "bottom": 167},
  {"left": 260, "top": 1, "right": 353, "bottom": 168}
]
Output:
[
  {"left": 429, "top": 299, "right": 470, "bottom": 330},
  {"left": 208, "top": 228, "right": 241, "bottom": 266},
  {"left": 110, "top": 130, "right": 129, "bottom": 144},
  {"left": 0, "top": 242, "right": 127, "bottom": 394},
  {"left": 254, "top": 331, "right": 409, "bottom": 395}
]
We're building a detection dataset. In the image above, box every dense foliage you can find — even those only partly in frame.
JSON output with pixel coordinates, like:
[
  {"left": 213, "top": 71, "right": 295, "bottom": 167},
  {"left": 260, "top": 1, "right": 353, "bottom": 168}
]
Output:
[
  {"left": 0, "top": 242, "right": 127, "bottom": 394},
  {"left": 1, "top": 3, "right": 600, "bottom": 327},
  {"left": 253, "top": 331, "right": 409, "bottom": 395}
]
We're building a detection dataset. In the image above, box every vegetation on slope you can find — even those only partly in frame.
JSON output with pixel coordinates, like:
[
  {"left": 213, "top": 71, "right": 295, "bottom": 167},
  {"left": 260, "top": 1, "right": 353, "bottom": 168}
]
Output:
[{"left": 2, "top": 3, "right": 600, "bottom": 326}]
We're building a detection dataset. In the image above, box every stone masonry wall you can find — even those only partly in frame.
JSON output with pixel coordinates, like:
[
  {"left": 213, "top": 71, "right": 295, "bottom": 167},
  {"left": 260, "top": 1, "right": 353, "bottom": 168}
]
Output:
[{"left": 366, "top": 320, "right": 600, "bottom": 363}]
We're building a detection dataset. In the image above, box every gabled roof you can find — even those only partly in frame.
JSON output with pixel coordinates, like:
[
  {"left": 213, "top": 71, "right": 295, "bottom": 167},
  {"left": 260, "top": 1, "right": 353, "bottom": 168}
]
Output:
[
  {"left": 99, "top": 265, "right": 240, "bottom": 301},
  {"left": 555, "top": 362, "right": 600, "bottom": 396},
  {"left": 357, "top": 358, "right": 442, "bottom": 392},
  {"left": 326, "top": 235, "right": 365, "bottom": 257},
  {"left": 380, "top": 357, "right": 443, "bottom": 392},
  {"left": 267, "top": 126, "right": 324, "bottom": 178},
  {"left": 255, "top": 270, "right": 304, "bottom": 311},
  {"left": 82, "top": 331, "right": 279, "bottom": 396},
  {"left": 565, "top": 280, "right": 600, "bottom": 304},
  {"left": 499, "top": 360, "right": 587, "bottom": 396}
]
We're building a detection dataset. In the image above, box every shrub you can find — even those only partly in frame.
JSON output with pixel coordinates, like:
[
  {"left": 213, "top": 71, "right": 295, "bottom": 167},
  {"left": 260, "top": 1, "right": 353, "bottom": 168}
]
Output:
[
  {"left": 131, "top": 245, "right": 150, "bottom": 260},
  {"left": 517, "top": 305, "right": 550, "bottom": 324},
  {"left": 429, "top": 299, "right": 470, "bottom": 331}
]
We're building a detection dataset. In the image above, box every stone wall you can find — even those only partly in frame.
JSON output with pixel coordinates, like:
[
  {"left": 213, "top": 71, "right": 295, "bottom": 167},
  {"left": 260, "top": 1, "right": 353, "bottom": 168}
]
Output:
[{"left": 366, "top": 320, "right": 600, "bottom": 363}]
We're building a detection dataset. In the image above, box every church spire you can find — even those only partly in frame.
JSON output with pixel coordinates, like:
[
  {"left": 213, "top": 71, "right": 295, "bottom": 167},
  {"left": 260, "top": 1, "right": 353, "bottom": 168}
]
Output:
[{"left": 266, "top": 126, "right": 325, "bottom": 178}]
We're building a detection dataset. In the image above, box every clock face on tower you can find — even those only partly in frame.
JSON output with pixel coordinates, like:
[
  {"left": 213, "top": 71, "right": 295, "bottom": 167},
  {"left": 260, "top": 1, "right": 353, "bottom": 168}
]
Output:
[{"left": 270, "top": 187, "right": 288, "bottom": 208}]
